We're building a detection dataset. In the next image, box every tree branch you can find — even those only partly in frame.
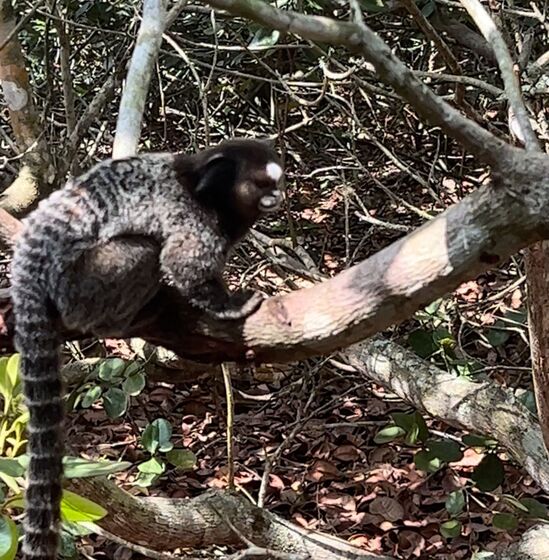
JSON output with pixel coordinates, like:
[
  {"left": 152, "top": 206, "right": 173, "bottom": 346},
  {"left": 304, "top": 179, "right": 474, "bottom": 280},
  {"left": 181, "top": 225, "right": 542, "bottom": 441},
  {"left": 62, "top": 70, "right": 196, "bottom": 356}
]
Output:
[
  {"left": 1, "top": 150, "right": 549, "bottom": 366},
  {"left": 112, "top": 0, "right": 168, "bottom": 159},
  {"left": 199, "top": 0, "right": 511, "bottom": 167}
]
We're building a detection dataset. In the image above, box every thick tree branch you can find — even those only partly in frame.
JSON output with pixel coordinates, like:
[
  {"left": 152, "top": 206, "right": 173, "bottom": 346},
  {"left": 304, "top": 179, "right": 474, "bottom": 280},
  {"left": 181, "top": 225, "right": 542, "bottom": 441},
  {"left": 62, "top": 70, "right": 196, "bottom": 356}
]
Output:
[
  {"left": 346, "top": 337, "right": 549, "bottom": 492},
  {"left": 1, "top": 150, "right": 549, "bottom": 366},
  {"left": 0, "top": 0, "right": 53, "bottom": 214},
  {"left": 66, "top": 482, "right": 390, "bottom": 560}
]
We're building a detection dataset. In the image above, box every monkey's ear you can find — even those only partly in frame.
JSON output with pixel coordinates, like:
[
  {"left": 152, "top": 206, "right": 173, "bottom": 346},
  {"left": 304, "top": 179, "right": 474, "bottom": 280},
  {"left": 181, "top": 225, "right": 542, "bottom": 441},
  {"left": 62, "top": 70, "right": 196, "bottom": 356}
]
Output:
[{"left": 194, "top": 154, "right": 238, "bottom": 206}]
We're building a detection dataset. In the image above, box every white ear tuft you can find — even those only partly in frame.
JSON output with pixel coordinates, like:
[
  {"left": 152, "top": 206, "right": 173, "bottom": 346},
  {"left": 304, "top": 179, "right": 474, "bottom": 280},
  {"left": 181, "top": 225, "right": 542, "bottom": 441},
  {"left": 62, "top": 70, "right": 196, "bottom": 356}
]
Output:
[{"left": 266, "top": 162, "right": 283, "bottom": 181}]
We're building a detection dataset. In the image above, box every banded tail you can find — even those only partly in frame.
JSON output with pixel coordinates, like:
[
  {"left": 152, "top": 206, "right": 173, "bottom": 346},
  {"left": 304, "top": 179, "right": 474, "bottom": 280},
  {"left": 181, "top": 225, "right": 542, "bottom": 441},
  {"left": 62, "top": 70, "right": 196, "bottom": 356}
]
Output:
[{"left": 11, "top": 243, "right": 64, "bottom": 560}]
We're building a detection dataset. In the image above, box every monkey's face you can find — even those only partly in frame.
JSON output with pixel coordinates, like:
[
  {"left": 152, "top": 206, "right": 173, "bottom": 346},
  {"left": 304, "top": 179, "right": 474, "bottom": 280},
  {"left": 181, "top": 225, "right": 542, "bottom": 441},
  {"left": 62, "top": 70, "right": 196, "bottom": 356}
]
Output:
[
  {"left": 236, "top": 159, "right": 284, "bottom": 217},
  {"left": 192, "top": 139, "right": 285, "bottom": 226}
]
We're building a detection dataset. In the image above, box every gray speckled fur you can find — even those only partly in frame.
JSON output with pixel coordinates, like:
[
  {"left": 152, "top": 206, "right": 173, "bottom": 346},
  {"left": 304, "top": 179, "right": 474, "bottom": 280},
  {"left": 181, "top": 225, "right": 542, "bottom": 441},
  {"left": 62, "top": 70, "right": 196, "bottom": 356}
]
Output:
[{"left": 10, "top": 139, "right": 282, "bottom": 560}]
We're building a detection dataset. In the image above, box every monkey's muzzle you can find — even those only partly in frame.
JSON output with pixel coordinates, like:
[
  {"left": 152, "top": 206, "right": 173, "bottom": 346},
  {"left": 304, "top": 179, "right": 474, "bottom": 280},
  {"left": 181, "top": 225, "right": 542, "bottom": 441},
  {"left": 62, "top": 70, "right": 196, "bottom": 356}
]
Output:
[{"left": 259, "top": 190, "right": 283, "bottom": 213}]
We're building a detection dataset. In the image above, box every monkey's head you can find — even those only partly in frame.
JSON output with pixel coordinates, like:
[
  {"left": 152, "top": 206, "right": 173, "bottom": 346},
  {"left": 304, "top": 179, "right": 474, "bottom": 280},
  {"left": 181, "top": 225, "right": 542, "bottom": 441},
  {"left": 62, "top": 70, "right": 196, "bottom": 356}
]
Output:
[{"left": 187, "top": 139, "right": 285, "bottom": 240}]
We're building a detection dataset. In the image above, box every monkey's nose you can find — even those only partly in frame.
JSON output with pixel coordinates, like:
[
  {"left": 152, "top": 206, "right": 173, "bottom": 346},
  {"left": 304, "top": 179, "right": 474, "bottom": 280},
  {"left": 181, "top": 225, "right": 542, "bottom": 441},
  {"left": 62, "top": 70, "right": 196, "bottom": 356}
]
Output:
[{"left": 259, "top": 190, "right": 283, "bottom": 212}]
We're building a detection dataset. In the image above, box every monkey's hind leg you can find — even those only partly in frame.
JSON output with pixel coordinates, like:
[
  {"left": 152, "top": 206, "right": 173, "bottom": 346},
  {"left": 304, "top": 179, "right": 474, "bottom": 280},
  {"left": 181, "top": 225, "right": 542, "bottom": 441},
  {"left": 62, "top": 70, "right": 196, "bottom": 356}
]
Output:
[{"left": 56, "top": 236, "right": 161, "bottom": 336}]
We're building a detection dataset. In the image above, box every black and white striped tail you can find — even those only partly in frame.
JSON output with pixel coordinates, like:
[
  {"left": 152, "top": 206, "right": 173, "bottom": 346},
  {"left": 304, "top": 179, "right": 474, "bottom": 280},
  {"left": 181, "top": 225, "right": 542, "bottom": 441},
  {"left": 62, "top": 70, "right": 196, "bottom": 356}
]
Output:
[{"left": 13, "top": 292, "right": 63, "bottom": 560}]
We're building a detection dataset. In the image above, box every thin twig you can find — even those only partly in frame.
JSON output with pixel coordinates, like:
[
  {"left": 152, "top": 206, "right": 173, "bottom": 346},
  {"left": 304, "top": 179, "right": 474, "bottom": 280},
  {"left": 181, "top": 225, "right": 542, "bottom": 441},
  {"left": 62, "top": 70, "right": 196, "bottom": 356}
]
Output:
[{"left": 221, "top": 362, "right": 236, "bottom": 490}]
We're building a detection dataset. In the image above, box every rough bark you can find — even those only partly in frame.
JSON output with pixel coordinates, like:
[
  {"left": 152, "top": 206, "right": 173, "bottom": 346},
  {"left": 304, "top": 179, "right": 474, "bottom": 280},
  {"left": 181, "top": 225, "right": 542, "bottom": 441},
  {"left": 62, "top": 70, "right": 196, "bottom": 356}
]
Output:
[
  {"left": 67, "top": 481, "right": 391, "bottom": 560},
  {"left": 346, "top": 337, "right": 549, "bottom": 492},
  {"left": 0, "top": 0, "right": 53, "bottom": 214}
]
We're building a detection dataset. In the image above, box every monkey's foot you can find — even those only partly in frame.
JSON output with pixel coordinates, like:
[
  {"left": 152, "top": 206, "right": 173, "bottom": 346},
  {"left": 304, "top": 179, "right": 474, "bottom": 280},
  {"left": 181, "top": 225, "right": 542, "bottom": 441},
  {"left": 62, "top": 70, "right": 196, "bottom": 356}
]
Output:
[{"left": 194, "top": 290, "right": 266, "bottom": 320}]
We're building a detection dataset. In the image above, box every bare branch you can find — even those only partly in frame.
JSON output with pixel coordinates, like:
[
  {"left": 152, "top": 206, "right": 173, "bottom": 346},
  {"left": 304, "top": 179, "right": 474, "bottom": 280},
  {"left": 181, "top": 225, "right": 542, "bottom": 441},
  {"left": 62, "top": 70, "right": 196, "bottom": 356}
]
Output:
[
  {"left": 459, "top": 0, "right": 540, "bottom": 151},
  {"left": 199, "top": 0, "right": 511, "bottom": 167},
  {"left": 112, "top": 0, "right": 168, "bottom": 159}
]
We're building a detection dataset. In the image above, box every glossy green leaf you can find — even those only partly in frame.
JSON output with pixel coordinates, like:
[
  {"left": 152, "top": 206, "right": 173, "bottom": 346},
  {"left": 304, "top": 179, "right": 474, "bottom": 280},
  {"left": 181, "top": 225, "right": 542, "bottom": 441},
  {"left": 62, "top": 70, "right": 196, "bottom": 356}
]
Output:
[
  {"left": 166, "top": 449, "right": 196, "bottom": 470},
  {"left": 462, "top": 434, "right": 497, "bottom": 449},
  {"left": 472, "top": 454, "right": 504, "bottom": 492},
  {"left": 440, "top": 519, "right": 461, "bottom": 539},
  {"left": 132, "top": 471, "right": 159, "bottom": 488},
  {"left": 63, "top": 457, "right": 131, "bottom": 478},
  {"left": 520, "top": 497, "right": 548, "bottom": 519},
  {"left": 0, "top": 459, "right": 24, "bottom": 478},
  {"left": 408, "top": 330, "right": 436, "bottom": 358},
  {"left": 102, "top": 388, "right": 128, "bottom": 419},
  {"left": 414, "top": 450, "right": 441, "bottom": 473},
  {"left": 373, "top": 426, "right": 406, "bottom": 444},
  {"left": 5, "top": 356, "right": 20, "bottom": 395},
  {"left": 81, "top": 386, "right": 102, "bottom": 409},
  {"left": 0, "top": 357, "right": 12, "bottom": 406},
  {"left": 0, "top": 514, "right": 18, "bottom": 560},
  {"left": 97, "top": 358, "right": 127, "bottom": 382},
  {"left": 427, "top": 440, "right": 463, "bottom": 463},
  {"left": 445, "top": 490, "right": 465, "bottom": 516},
  {"left": 141, "top": 419, "right": 173, "bottom": 454},
  {"left": 60, "top": 490, "right": 107, "bottom": 522},
  {"left": 122, "top": 372, "right": 145, "bottom": 396},
  {"left": 492, "top": 513, "right": 518, "bottom": 531},
  {"left": 248, "top": 28, "right": 280, "bottom": 48},
  {"left": 137, "top": 457, "right": 165, "bottom": 475}
]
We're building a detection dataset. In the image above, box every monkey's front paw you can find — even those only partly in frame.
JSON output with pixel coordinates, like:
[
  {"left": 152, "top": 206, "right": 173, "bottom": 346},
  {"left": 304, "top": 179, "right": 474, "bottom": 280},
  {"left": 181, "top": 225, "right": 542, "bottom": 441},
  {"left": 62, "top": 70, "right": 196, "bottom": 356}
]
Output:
[{"left": 208, "top": 290, "right": 266, "bottom": 320}]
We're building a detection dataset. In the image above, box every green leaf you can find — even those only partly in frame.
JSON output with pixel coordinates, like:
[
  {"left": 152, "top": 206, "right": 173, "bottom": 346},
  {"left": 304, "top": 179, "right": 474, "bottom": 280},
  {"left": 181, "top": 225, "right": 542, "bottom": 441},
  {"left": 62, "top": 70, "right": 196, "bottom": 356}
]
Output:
[
  {"left": 102, "top": 388, "right": 128, "bottom": 419},
  {"left": 472, "top": 454, "right": 505, "bottom": 492},
  {"left": 427, "top": 440, "right": 463, "bottom": 463},
  {"left": 414, "top": 450, "right": 441, "bottom": 473},
  {"left": 0, "top": 474, "right": 19, "bottom": 496},
  {"left": 137, "top": 457, "right": 165, "bottom": 475},
  {"left": 166, "top": 449, "right": 196, "bottom": 470},
  {"left": 5, "top": 355, "right": 20, "bottom": 395},
  {"left": 440, "top": 519, "right": 461, "bottom": 539},
  {"left": 122, "top": 372, "right": 145, "bottom": 397},
  {"left": 0, "top": 514, "right": 18, "bottom": 560},
  {"left": 141, "top": 419, "right": 173, "bottom": 454},
  {"left": 470, "top": 552, "right": 495, "bottom": 560},
  {"left": 445, "top": 490, "right": 465, "bottom": 516},
  {"left": 248, "top": 28, "right": 280, "bottom": 48},
  {"left": 97, "top": 358, "right": 127, "bottom": 382},
  {"left": 520, "top": 497, "right": 549, "bottom": 519},
  {"left": 0, "top": 357, "right": 12, "bottom": 405},
  {"left": 484, "top": 322, "right": 510, "bottom": 347},
  {"left": 0, "top": 459, "right": 25, "bottom": 478},
  {"left": 501, "top": 494, "right": 529, "bottom": 513},
  {"left": 60, "top": 490, "right": 107, "bottom": 523},
  {"left": 373, "top": 426, "right": 406, "bottom": 444},
  {"left": 492, "top": 513, "right": 518, "bottom": 531},
  {"left": 81, "top": 386, "right": 102, "bottom": 409},
  {"left": 392, "top": 411, "right": 429, "bottom": 443},
  {"left": 408, "top": 330, "right": 436, "bottom": 358},
  {"left": 63, "top": 457, "right": 131, "bottom": 478},
  {"left": 132, "top": 471, "right": 159, "bottom": 488}
]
